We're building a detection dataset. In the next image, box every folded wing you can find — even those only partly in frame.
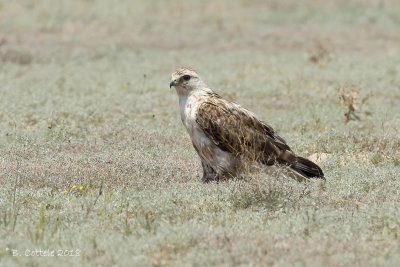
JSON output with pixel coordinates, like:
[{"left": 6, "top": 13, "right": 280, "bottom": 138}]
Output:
[
  {"left": 195, "top": 96, "right": 324, "bottom": 179},
  {"left": 196, "top": 97, "right": 290, "bottom": 165}
]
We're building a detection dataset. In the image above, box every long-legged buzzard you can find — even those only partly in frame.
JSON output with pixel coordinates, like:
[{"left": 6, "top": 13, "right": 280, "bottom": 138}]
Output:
[{"left": 170, "top": 67, "right": 324, "bottom": 182}]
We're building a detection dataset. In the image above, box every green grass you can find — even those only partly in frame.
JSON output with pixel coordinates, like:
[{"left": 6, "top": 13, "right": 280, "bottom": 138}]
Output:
[{"left": 1, "top": 0, "right": 400, "bottom": 266}]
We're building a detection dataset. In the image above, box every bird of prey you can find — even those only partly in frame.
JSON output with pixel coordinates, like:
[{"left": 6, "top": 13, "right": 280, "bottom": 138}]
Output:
[{"left": 170, "top": 67, "right": 324, "bottom": 182}]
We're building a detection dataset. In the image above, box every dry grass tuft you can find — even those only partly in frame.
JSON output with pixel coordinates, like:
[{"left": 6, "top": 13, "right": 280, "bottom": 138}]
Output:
[
  {"left": 336, "top": 84, "right": 371, "bottom": 123},
  {"left": 1, "top": 49, "right": 33, "bottom": 65},
  {"left": 309, "top": 41, "right": 330, "bottom": 64}
]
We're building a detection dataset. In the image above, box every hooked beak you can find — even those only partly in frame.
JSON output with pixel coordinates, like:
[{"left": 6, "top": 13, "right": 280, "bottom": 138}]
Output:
[{"left": 169, "top": 77, "right": 178, "bottom": 88}]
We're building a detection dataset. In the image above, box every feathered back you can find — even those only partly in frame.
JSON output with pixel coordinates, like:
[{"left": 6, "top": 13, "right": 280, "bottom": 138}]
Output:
[{"left": 196, "top": 93, "right": 324, "bottom": 179}]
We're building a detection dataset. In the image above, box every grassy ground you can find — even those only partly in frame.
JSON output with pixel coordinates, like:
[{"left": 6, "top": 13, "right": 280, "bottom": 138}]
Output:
[{"left": 1, "top": 0, "right": 400, "bottom": 266}]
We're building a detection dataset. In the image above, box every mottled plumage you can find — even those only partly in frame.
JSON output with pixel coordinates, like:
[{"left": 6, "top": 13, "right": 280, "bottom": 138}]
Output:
[{"left": 170, "top": 67, "right": 324, "bottom": 182}]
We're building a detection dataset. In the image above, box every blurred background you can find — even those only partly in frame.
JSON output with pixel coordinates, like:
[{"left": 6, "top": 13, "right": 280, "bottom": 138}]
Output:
[
  {"left": 2, "top": 0, "right": 400, "bottom": 57},
  {"left": 1, "top": 0, "right": 399, "bottom": 131}
]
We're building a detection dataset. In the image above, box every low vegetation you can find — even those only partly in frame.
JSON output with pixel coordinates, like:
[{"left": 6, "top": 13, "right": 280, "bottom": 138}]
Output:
[{"left": 0, "top": 0, "right": 399, "bottom": 266}]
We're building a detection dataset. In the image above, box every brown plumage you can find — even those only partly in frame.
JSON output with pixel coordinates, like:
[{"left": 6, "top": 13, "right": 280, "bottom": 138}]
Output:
[{"left": 170, "top": 67, "right": 324, "bottom": 182}]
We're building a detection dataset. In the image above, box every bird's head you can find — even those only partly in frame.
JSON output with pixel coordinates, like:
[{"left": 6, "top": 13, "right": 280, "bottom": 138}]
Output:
[{"left": 170, "top": 67, "right": 205, "bottom": 93}]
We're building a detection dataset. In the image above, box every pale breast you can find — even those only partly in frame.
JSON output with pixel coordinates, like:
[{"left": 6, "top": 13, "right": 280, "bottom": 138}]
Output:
[
  {"left": 179, "top": 94, "right": 200, "bottom": 132},
  {"left": 179, "top": 93, "right": 236, "bottom": 173}
]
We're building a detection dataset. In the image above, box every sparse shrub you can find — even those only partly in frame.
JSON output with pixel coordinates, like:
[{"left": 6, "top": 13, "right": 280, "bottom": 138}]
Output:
[
  {"left": 309, "top": 41, "right": 329, "bottom": 64},
  {"left": 230, "top": 184, "right": 285, "bottom": 211},
  {"left": 370, "top": 152, "right": 383, "bottom": 165},
  {"left": 336, "top": 84, "right": 371, "bottom": 123},
  {"left": 1, "top": 49, "right": 32, "bottom": 65},
  {"left": 229, "top": 174, "right": 297, "bottom": 212}
]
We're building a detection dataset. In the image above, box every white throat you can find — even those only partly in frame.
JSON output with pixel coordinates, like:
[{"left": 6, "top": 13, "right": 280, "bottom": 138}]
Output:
[{"left": 175, "top": 87, "right": 191, "bottom": 119}]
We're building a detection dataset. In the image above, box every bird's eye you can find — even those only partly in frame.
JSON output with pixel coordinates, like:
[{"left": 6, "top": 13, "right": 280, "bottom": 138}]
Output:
[{"left": 182, "top": 75, "right": 191, "bottom": 81}]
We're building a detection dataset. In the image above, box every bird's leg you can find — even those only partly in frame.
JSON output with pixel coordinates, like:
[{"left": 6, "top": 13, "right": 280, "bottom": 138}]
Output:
[{"left": 201, "top": 160, "right": 218, "bottom": 183}]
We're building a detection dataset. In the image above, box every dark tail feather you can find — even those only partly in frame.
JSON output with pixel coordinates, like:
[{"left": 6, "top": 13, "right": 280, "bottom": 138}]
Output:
[{"left": 289, "top": 156, "right": 324, "bottom": 180}]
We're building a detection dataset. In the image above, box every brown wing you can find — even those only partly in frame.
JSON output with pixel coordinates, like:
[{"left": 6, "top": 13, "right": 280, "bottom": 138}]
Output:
[{"left": 196, "top": 98, "right": 293, "bottom": 165}]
